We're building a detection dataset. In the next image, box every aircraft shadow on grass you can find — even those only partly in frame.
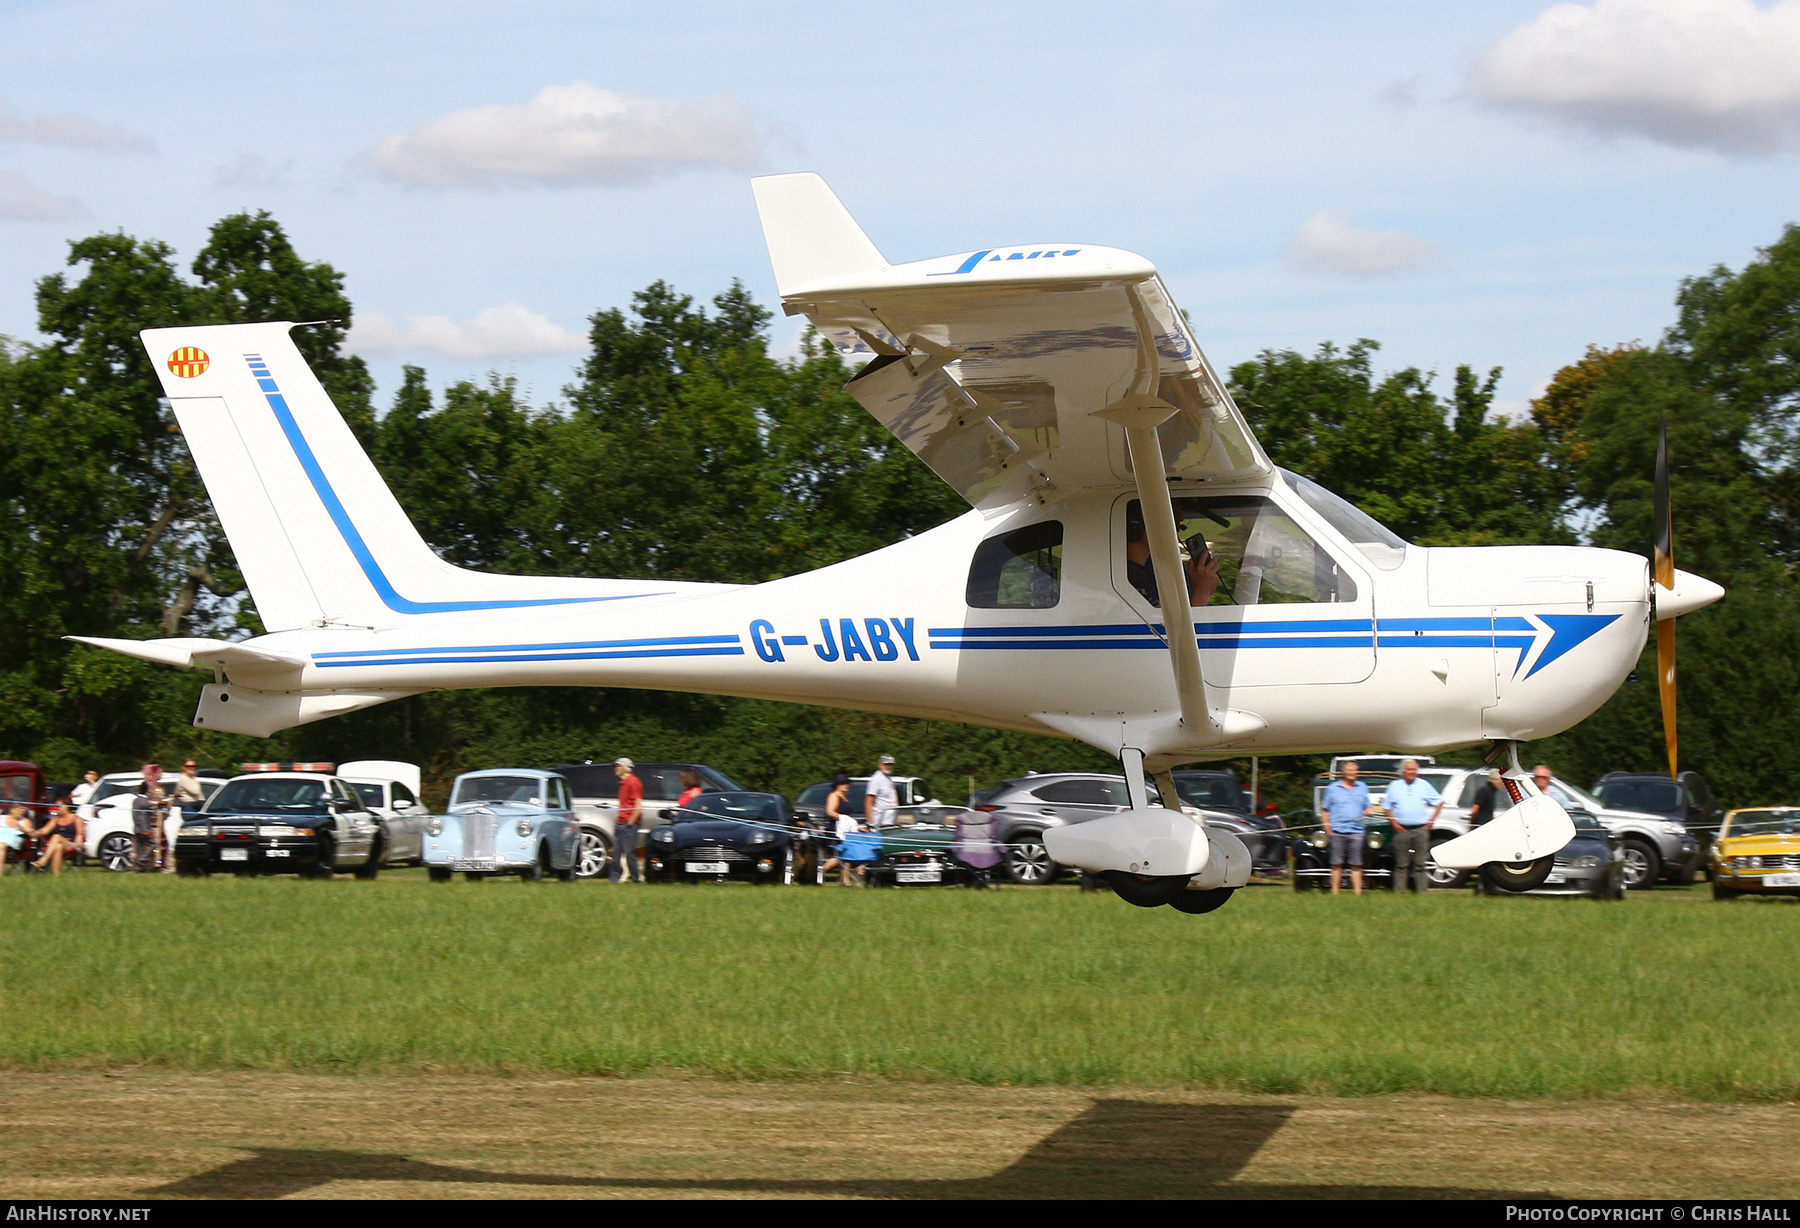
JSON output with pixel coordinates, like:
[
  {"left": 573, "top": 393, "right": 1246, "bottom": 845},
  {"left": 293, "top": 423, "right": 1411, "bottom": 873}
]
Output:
[{"left": 151, "top": 1100, "right": 1537, "bottom": 1200}]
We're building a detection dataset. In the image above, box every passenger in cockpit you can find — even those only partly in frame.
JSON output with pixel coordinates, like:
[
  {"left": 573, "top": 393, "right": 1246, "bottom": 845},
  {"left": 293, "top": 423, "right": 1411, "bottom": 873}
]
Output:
[{"left": 1125, "top": 506, "right": 1220, "bottom": 609}]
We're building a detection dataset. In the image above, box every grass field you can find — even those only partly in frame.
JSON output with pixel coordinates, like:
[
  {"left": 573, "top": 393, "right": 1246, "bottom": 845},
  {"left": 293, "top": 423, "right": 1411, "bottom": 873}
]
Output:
[{"left": 2, "top": 871, "right": 1796, "bottom": 1100}]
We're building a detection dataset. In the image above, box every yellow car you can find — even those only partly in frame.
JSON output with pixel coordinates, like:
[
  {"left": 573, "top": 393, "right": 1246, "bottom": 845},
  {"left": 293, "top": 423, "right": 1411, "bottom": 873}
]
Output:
[{"left": 1711, "top": 808, "right": 1800, "bottom": 900}]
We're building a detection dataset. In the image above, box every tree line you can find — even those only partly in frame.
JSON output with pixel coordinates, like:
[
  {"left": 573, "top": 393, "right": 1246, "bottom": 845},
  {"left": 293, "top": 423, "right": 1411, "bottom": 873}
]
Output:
[{"left": 3, "top": 213, "right": 1797, "bottom": 808}]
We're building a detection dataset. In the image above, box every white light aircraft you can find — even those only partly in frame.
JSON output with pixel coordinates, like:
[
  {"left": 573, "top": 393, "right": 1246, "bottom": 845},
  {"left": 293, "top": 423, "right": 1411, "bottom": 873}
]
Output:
[{"left": 83, "top": 173, "right": 1723, "bottom": 912}]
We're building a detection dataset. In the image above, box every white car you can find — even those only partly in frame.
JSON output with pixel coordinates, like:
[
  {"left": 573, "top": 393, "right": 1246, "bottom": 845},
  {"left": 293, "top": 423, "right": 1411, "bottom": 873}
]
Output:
[
  {"left": 339, "top": 759, "right": 431, "bottom": 865},
  {"left": 81, "top": 771, "right": 225, "bottom": 872}
]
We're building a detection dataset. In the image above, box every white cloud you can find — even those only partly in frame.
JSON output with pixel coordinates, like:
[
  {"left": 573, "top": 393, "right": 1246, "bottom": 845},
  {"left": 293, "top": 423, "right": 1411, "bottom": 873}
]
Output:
[
  {"left": 1471, "top": 0, "right": 1800, "bottom": 156},
  {"left": 1285, "top": 211, "right": 1442, "bottom": 277},
  {"left": 0, "top": 171, "right": 80, "bottom": 221},
  {"left": 213, "top": 153, "right": 294, "bottom": 191},
  {"left": 363, "top": 82, "right": 762, "bottom": 188},
  {"left": 0, "top": 98, "right": 151, "bottom": 151},
  {"left": 348, "top": 303, "right": 588, "bottom": 361}
]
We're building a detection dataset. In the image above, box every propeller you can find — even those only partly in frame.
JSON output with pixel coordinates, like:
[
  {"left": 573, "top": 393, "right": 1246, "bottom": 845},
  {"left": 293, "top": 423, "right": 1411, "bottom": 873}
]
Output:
[{"left": 1653, "top": 409, "right": 1677, "bottom": 779}]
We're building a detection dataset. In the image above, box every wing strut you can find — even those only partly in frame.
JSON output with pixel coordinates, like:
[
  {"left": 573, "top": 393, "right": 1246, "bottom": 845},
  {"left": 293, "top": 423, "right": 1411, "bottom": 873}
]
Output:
[{"left": 1092, "top": 289, "right": 1219, "bottom": 741}]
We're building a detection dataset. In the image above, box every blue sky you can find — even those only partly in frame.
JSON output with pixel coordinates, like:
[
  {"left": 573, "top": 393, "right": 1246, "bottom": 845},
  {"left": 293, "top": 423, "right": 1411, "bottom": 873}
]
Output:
[{"left": 3, "top": 0, "right": 1797, "bottom": 418}]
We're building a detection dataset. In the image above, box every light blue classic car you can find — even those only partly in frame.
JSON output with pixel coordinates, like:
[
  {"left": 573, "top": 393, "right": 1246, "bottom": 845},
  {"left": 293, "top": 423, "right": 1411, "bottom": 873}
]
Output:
[{"left": 423, "top": 769, "right": 580, "bottom": 882}]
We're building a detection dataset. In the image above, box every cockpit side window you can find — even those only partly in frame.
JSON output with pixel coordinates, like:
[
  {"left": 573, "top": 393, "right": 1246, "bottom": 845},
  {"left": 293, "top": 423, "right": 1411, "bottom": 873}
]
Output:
[
  {"left": 967, "top": 520, "right": 1063, "bottom": 609},
  {"left": 1125, "top": 498, "right": 1357, "bottom": 606}
]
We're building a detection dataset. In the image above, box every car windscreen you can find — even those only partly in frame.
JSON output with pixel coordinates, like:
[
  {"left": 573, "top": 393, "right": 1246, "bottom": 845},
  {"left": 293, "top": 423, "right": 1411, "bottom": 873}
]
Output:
[
  {"left": 1595, "top": 779, "right": 1682, "bottom": 815},
  {"left": 680, "top": 793, "right": 784, "bottom": 823},
  {"left": 348, "top": 783, "right": 385, "bottom": 809},
  {"left": 91, "top": 780, "right": 138, "bottom": 805},
  {"left": 552, "top": 766, "right": 619, "bottom": 799},
  {"left": 452, "top": 775, "right": 544, "bottom": 807},
  {"left": 1723, "top": 810, "right": 1800, "bottom": 837},
  {"left": 1173, "top": 775, "right": 1244, "bottom": 810},
  {"left": 1570, "top": 815, "right": 1608, "bottom": 837},
  {"left": 206, "top": 778, "right": 329, "bottom": 816}
]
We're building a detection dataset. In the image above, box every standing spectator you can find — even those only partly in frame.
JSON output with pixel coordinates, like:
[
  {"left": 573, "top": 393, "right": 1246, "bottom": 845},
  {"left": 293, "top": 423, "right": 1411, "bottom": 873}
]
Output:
[
  {"left": 866, "top": 754, "right": 900, "bottom": 828},
  {"left": 1382, "top": 759, "right": 1443, "bottom": 895},
  {"left": 132, "top": 777, "right": 166, "bottom": 873},
  {"left": 33, "top": 802, "right": 84, "bottom": 876},
  {"left": 1319, "top": 761, "right": 1374, "bottom": 896},
  {"left": 1469, "top": 769, "right": 1504, "bottom": 826},
  {"left": 819, "top": 774, "right": 858, "bottom": 886},
  {"left": 69, "top": 769, "right": 99, "bottom": 810},
  {"left": 608, "top": 758, "right": 644, "bottom": 883},
  {"left": 1532, "top": 764, "right": 1565, "bottom": 806},
  {"left": 168, "top": 759, "right": 206, "bottom": 872},
  {"left": 675, "top": 768, "right": 703, "bottom": 813}
]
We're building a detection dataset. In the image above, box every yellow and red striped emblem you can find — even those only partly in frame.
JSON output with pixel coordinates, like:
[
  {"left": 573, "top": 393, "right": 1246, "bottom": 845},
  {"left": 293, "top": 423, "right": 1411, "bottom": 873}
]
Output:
[{"left": 166, "top": 346, "right": 210, "bottom": 378}]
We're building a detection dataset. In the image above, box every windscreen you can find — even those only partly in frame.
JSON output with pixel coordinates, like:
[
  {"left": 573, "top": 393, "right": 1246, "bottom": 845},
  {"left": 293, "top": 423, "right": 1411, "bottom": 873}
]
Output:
[
  {"left": 1595, "top": 779, "right": 1682, "bottom": 815},
  {"left": 1724, "top": 810, "right": 1800, "bottom": 837},
  {"left": 796, "top": 783, "right": 830, "bottom": 808},
  {"left": 1173, "top": 775, "right": 1245, "bottom": 811},
  {"left": 91, "top": 780, "right": 139, "bottom": 805},
  {"left": 551, "top": 766, "right": 619, "bottom": 799},
  {"left": 206, "top": 778, "right": 329, "bottom": 816},
  {"left": 452, "top": 775, "right": 544, "bottom": 807},
  {"left": 1280, "top": 469, "right": 1408, "bottom": 570},
  {"left": 684, "top": 793, "right": 784, "bottom": 822}
]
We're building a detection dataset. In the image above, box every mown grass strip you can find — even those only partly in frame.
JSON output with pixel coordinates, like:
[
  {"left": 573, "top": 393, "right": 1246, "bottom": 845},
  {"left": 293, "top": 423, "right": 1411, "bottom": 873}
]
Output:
[{"left": 2, "top": 873, "right": 1792, "bottom": 1100}]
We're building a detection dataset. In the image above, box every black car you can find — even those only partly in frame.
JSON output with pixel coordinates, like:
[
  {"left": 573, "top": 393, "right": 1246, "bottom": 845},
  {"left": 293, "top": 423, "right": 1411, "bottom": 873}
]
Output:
[
  {"left": 1169, "top": 769, "right": 1286, "bottom": 875},
  {"left": 175, "top": 772, "right": 382, "bottom": 878},
  {"left": 644, "top": 791, "right": 794, "bottom": 884},
  {"left": 551, "top": 760, "right": 745, "bottom": 879}
]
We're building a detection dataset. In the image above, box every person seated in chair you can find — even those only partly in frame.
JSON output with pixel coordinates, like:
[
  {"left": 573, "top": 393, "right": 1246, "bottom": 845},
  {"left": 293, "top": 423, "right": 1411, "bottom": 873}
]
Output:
[
  {"left": 33, "top": 802, "right": 84, "bottom": 876},
  {"left": 2, "top": 803, "right": 28, "bottom": 865}
]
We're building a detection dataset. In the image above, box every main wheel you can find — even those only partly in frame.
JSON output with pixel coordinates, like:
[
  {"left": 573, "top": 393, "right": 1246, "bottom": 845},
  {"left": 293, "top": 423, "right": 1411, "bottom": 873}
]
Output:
[
  {"left": 1102, "top": 871, "right": 1190, "bottom": 908},
  {"left": 98, "top": 833, "right": 135, "bottom": 873},
  {"left": 353, "top": 839, "right": 383, "bottom": 880},
  {"left": 428, "top": 866, "right": 453, "bottom": 883},
  {"left": 573, "top": 828, "right": 610, "bottom": 880},
  {"left": 1619, "top": 839, "right": 1661, "bottom": 890},
  {"left": 1002, "top": 835, "right": 1058, "bottom": 885},
  {"left": 303, "top": 835, "right": 337, "bottom": 879},
  {"left": 1481, "top": 855, "right": 1555, "bottom": 893},
  {"left": 1426, "top": 837, "right": 1470, "bottom": 889},
  {"left": 1168, "top": 887, "right": 1235, "bottom": 914}
]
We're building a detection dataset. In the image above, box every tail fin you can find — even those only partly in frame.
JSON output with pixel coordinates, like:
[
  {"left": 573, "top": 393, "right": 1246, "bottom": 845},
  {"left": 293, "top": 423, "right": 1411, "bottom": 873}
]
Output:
[
  {"left": 751, "top": 173, "right": 887, "bottom": 297},
  {"left": 141, "top": 322, "right": 685, "bottom": 631}
]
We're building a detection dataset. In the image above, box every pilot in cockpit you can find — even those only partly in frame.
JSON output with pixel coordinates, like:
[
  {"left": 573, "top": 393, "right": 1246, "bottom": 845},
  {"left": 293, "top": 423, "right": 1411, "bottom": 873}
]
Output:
[{"left": 1125, "top": 505, "right": 1221, "bottom": 609}]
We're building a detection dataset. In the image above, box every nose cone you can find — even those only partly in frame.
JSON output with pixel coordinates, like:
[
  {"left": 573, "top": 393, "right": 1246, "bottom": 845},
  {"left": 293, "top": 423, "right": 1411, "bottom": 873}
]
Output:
[{"left": 1655, "top": 569, "right": 1725, "bottom": 621}]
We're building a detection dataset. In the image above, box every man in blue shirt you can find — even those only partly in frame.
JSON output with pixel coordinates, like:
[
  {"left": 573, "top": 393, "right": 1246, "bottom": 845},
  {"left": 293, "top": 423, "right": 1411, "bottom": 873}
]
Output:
[
  {"left": 1319, "top": 761, "right": 1375, "bottom": 895},
  {"left": 1382, "top": 758, "right": 1444, "bottom": 895}
]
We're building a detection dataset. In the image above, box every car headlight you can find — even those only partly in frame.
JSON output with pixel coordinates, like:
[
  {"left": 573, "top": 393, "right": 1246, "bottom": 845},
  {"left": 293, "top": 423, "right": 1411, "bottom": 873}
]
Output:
[
  {"left": 1659, "top": 820, "right": 1686, "bottom": 835},
  {"left": 516, "top": 818, "right": 534, "bottom": 837},
  {"left": 1748, "top": 856, "right": 1764, "bottom": 869},
  {"left": 1573, "top": 855, "right": 1601, "bottom": 868},
  {"left": 751, "top": 830, "right": 774, "bottom": 844},
  {"left": 258, "top": 825, "right": 301, "bottom": 837},
  {"left": 651, "top": 827, "right": 674, "bottom": 842},
  {"left": 425, "top": 818, "right": 443, "bottom": 836},
  {"left": 1309, "top": 832, "right": 1328, "bottom": 849},
  {"left": 1366, "top": 831, "right": 1385, "bottom": 849}
]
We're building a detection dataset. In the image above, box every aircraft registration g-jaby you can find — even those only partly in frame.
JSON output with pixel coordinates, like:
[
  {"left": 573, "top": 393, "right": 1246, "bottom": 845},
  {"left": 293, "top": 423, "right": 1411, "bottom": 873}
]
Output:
[{"left": 85, "top": 172, "right": 1723, "bottom": 912}]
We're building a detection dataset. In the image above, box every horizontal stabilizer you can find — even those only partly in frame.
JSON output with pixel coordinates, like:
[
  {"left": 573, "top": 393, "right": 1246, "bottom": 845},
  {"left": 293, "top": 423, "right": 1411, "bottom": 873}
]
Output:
[
  {"left": 66, "top": 636, "right": 304, "bottom": 680},
  {"left": 751, "top": 173, "right": 887, "bottom": 297}
]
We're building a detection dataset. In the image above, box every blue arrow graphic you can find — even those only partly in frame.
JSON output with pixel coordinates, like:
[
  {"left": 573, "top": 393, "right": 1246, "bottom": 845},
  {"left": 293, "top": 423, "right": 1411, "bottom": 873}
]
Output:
[{"left": 1523, "top": 613, "right": 1621, "bottom": 678}]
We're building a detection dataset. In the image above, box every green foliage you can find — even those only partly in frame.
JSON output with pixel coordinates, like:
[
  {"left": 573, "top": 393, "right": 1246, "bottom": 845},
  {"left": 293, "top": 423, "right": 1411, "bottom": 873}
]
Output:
[{"left": 4, "top": 875, "right": 1794, "bottom": 1101}]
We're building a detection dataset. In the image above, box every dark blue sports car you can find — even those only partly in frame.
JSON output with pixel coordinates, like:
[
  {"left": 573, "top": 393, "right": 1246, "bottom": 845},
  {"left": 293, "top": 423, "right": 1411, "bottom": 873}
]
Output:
[{"left": 645, "top": 791, "right": 794, "bottom": 884}]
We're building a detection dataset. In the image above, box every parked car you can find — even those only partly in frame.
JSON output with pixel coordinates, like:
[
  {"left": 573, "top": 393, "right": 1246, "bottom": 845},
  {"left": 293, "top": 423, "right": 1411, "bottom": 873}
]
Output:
[
  {"left": 1593, "top": 771, "right": 1724, "bottom": 864},
  {"left": 1289, "top": 813, "right": 1401, "bottom": 891},
  {"left": 793, "top": 775, "right": 953, "bottom": 826},
  {"left": 1709, "top": 807, "right": 1800, "bottom": 900},
  {"left": 645, "top": 791, "right": 793, "bottom": 883},
  {"left": 79, "top": 769, "right": 230, "bottom": 872},
  {"left": 1473, "top": 812, "right": 1625, "bottom": 899},
  {"left": 1169, "top": 769, "right": 1286, "bottom": 875},
  {"left": 1, "top": 760, "right": 47, "bottom": 870},
  {"left": 1329, "top": 754, "right": 1436, "bottom": 776},
  {"left": 176, "top": 771, "right": 382, "bottom": 877},
  {"left": 422, "top": 769, "right": 579, "bottom": 882},
  {"left": 551, "top": 760, "right": 744, "bottom": 880},
  {"left": 339, "top": 759, "right": 430, "bottom": 866}
]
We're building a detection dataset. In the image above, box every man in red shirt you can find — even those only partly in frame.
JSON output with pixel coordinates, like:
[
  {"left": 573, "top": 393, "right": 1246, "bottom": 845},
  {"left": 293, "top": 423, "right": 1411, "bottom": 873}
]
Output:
[{"left": 608, "top": 757, "right": 645, "bottom": 883}]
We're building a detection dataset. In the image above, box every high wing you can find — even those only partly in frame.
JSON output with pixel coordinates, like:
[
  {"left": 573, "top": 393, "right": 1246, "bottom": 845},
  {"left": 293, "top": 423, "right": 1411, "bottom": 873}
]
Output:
[{"left": 752, "top": 173, "right": 1272, "bottom": 510}]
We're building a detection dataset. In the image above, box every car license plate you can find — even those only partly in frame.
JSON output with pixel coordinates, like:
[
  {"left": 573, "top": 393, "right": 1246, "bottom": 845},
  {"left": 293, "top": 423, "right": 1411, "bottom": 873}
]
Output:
[
  {"left": 452, "top": 858, "right": 495, "bottom": 872},
  {"left": 1544, "top": 872, "right": 1566, "bottom": 884},
  {"left": 1765, "top": 872, "right": 1800, "bottom": 887},
  {"left": 220, "top": 848, "right": 248, "bottom": 862},
  {"left": 896, "top": 869, "right": 941, "bottom": 883},
  {"left": 265, "top": 849, "right": 289, "bottom": 858},
  {"left": 686, "top": 861, "right": 729, "bottom": 873}
]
